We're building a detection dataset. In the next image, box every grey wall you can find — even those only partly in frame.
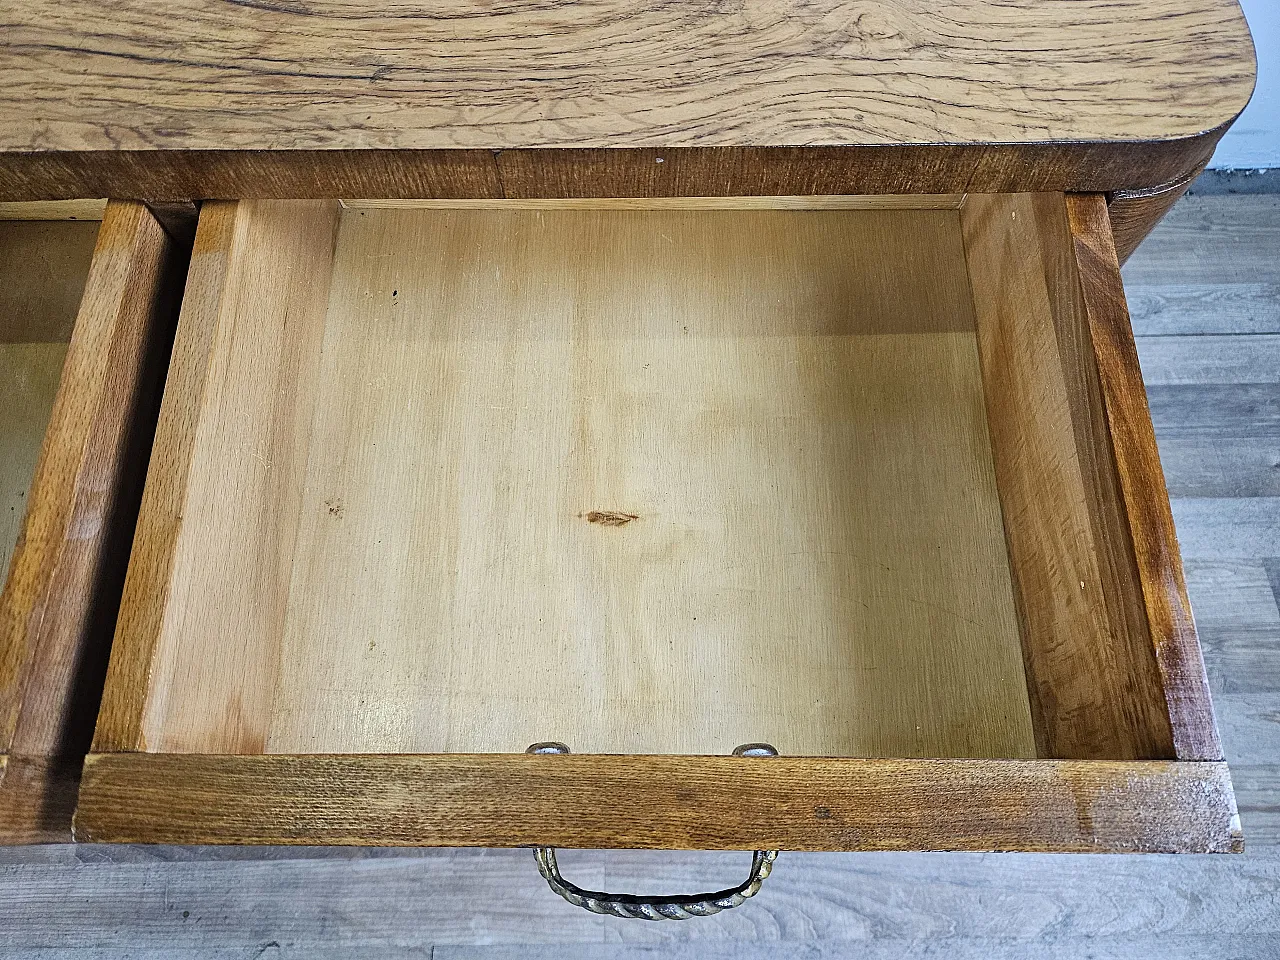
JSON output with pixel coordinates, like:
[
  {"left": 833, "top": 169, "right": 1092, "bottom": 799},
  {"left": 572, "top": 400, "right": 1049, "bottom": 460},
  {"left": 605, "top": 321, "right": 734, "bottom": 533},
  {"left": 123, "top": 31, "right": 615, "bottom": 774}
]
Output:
[{"left": 1211, "top": 0, "right": 1278, "bottom": 169}]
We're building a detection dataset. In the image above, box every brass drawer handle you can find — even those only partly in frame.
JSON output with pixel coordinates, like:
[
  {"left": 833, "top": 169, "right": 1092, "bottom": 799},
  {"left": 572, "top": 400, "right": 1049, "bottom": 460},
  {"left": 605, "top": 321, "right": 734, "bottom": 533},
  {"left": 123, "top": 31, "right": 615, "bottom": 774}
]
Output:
[{"left": 526, "top": 742, "right": 780, "bottom": 920}]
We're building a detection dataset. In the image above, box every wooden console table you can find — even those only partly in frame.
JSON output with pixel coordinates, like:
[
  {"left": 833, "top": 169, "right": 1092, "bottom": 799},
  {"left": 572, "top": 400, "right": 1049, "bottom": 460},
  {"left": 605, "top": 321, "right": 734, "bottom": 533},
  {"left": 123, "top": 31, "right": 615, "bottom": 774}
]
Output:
[{"left": 0, "top": 0, "right": 1259, "bottom": 920}]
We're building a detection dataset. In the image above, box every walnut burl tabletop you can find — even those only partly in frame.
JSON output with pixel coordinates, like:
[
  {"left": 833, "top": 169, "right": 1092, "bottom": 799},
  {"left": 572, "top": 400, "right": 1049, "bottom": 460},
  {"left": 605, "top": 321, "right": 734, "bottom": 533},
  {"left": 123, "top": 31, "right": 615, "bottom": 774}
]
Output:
[{"left": 0, "top": 0, "right": 1258, "bottom": 200}]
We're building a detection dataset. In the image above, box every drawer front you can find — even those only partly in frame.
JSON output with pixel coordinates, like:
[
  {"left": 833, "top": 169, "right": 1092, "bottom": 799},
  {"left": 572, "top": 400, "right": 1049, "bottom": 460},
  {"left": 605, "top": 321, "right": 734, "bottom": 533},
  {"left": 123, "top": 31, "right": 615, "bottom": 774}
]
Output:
[
  {"left": 74, "top": 193, "right": 1235, "bottom": 854},
  {"left": 0, "top": 201, "right": 188, "bottom": 842}
]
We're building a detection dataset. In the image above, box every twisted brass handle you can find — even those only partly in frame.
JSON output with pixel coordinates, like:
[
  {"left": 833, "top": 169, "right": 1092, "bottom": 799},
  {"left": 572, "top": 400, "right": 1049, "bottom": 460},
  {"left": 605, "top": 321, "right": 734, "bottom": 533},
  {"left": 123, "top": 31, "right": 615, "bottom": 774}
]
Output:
[{"left": 526, "top": 742, "right": 780, "bottom": 921}]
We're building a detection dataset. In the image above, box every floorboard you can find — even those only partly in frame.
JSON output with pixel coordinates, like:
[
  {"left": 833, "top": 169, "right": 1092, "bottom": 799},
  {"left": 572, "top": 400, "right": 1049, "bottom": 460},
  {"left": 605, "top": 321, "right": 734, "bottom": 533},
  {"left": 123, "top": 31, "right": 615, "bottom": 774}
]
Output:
[
  {"left": 1127, "top": 283, "right": 1280, "bottom": 336},
  {"left": 435, "top": 939, "right": 1280, "bottom": 960},
  {"left": 1170, "top": 499, "right": 1280, "bottom": 559},
  {"left": 1157, "top": 438, "right": 1280, "bottom": 498},
  {"left": 1185, "top": 561, "right": 1280, "bottom": 694},
  {"left": 1148, "top": 384, "right": 1280, "bottom": 438},
  {"left": 0, "top": 194, "right": 1277, "bottom": 957},
  {"left": 1136, "top": 334, "right": 1280, "bottom": 385},
  {"left": 1, "top": 850, "right": 1280, "bottom": 948},
  {"left": 1121, "top": 196, "right": 1280, "bottom": 288}
]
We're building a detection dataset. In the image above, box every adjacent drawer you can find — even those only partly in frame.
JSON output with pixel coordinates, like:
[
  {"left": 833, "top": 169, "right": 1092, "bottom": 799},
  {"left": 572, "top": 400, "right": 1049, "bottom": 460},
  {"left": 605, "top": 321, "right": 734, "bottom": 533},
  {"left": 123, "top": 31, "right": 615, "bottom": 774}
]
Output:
[
  {"left": 74, "top": 194, "right": 1236, "bottom": 856},
  {"left": 0, "top": 200, "right": 186, "bottom": 842}
]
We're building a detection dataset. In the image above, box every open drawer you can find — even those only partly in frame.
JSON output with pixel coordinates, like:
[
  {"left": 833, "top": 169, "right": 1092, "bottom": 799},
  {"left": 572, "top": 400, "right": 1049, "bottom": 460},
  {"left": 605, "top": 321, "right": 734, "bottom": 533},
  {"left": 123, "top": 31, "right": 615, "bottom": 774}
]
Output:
[
  {"left": 0, "top": 200, "right": 186, "bottom": 842},
  {"left": 74, "top": 194, "right": 1237, "bottom": 863}
]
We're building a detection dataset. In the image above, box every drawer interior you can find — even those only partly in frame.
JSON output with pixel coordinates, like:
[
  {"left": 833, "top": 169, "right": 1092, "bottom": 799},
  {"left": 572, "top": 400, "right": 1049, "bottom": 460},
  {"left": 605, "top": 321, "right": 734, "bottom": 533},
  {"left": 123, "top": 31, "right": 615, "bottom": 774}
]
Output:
[
  {"left": 0, "top": 210, "right": 102, "bottom": 577},
  {"left": 101, "top": 195, "right": 1181, "bottom": 763},
  {"left": 2, "top": 200, "right": 191, "bottom": 843}
]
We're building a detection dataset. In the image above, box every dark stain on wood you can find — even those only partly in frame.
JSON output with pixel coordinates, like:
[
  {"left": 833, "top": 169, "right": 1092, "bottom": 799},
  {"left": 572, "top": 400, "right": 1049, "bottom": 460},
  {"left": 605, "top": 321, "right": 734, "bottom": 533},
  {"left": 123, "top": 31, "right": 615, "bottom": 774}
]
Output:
[{"left": 584, "top": 511, "right": 638, "bottom": 527}]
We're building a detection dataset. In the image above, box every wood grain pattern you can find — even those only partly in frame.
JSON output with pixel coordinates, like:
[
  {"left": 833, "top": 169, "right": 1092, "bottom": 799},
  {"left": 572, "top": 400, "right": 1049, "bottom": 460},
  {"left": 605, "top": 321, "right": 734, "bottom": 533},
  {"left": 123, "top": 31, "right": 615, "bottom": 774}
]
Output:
[
  {"left": 0, "top": 1, "right": 1256, "bottom": 200},
  {"left": 1147, "top": 383, "right": 1280, "bottom": 440},
  {"left": 0, "top": 200, "right": 105, "bottom": 221},
  {"left": 960, "top": 193, "right": 1176, "bottom": 760},
  {"left": 1171, "top": 499, "right": 1280, "bottom": 561},
  {"left": 2, "top": 850, "right": 1279, "bottom": 950},
  {"left": 72, "top": 753, "right": 1242, "bottom": 853},
  {"left": 446, "top": 942, "right": 1280, "bottom": 959},
  {"left": 0, "top": 755, "right": 79, "bottom": 845},
  {"left": 342, "top": 197, "right": 966, "bottom": 212},
  {"left": 1181, "top": 561, "right": 1280, "bottom": 697},
  {"left": 1121, "top": 195, "right": 1280, "bottom": 859},
  {"left": 99, "top": 200, "right": 1037, "bottom": 760},
  {"left": 435, "top": 942, "right": 1280, "bottom": 960},
  {"left": 1108, "top": 165, "right": 1207, "bottom": 265},
  {"left": 0, "top": 191, "right": 1269, "bottom": 956},
  {"left": 1136, "top": 334, "right": 1280, "bottom": 386},
  {"left": 1156, "top": 438, "right": 1280, "bottom": 498},
  {"left": 1127, "top": 285, "right": 1280, "bottom": 337},
  {"left": 0, "top": 144, "right": 1237, "bottom": 206},
  {"left": 84, "top": 194, "right": 1234, "bottom": 852},
  {"left": 142, "top": 201, "right": 199, "bottom": 247},
  {"left": 1067, "top": 194, "right": 1221, "bottom": 762},
  {"left": 1123, "top": 195, "right": 1280, "bottom": 288},
  {"left": 0, "top": 202, "right": 186, "bottom": 842},
  {"left": 93, "top": 200, "right": 340, "bottom": 753}
]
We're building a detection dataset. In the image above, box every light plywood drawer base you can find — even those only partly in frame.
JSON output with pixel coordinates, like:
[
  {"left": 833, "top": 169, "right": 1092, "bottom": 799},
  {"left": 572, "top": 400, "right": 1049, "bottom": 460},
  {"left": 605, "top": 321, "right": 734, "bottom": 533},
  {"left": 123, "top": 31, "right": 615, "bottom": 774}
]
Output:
[{"left": 76, "top": 194, "right": 1235, "bottom": 855}]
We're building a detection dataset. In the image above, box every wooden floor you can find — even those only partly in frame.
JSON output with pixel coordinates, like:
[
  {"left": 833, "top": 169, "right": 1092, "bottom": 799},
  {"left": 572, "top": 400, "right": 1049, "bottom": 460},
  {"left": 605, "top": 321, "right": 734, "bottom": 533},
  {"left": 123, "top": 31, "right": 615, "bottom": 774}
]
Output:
[{"left": 1, "top": 194, "right": 1278, "bottom": 957}]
